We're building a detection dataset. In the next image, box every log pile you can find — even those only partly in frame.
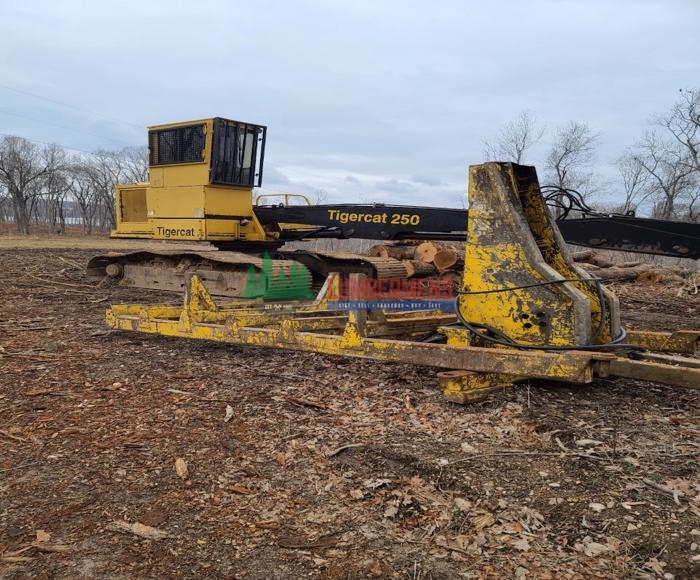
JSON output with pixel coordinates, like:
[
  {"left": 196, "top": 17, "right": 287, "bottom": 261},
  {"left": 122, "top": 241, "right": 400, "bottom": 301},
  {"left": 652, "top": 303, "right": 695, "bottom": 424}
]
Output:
[
  {"left": 366, "top": 242, "right": 696, "bottom": 287},
  {"left": 368, "top": 241, "right": 466, "bottom": 281},
  {"left": 575, "top": 254, "right": 690, "bottom": 284},
  {"left": 366, "top": 241, "right": 464, "bottom": 290}
]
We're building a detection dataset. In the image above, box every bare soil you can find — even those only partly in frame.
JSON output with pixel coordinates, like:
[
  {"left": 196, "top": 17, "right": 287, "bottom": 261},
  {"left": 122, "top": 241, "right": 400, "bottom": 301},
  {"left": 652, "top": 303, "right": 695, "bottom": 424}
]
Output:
[{"left": 0, "top": 246, "right": 698, "bottom": 579}]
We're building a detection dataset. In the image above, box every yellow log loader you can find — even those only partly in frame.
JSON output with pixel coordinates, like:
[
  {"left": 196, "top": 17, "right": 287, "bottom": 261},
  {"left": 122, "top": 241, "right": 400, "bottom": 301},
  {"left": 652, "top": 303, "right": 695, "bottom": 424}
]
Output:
[
  {"left": 88, "top": 117, "right": 699, "bottom": 297},
  {"left": 96, "top": 117, "right": 700, "bottom": 401}
]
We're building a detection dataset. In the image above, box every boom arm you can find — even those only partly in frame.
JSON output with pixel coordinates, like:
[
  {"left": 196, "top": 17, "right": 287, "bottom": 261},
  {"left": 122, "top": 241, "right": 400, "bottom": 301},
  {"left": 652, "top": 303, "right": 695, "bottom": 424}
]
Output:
[{"left": 254, "top": 204, "right": 700, "bottom": 259}]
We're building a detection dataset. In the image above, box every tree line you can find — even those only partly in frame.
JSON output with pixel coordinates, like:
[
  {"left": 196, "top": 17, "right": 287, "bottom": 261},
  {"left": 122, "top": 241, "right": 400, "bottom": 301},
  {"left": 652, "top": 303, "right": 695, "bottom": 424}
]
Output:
[
  {"left": 1, "top": 89, "right": 698, "bottom": 235},
  {"left": 0, "top": 138, "right": 147, "bottom": 234},
  {"left": 483, "top": 88, "right": 699, "bottom": 222}
]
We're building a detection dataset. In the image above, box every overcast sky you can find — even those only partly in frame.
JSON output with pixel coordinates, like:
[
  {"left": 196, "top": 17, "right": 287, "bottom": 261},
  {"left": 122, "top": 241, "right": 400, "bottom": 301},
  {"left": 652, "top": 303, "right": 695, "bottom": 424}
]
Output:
[{"left": 2, "top": 0, "right": 699, "bottom": 207}]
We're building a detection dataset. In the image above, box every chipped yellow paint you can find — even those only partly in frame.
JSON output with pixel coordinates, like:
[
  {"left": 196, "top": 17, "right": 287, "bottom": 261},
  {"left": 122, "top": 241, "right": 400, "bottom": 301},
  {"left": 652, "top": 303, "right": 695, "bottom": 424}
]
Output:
[
  {"left": 438, "top": 371, "right": 521, "bottom": 404},
  {"left": 339, "top": 322, "right": 364, "bottom": 348},
  {"left": 439, "top": 326, "right": 471, "bottom": 347},
  {"left": 460, "top": 164, "right": 619, "bottom": 348},
  {"left": 185, "top": 275, "right": 219, "bottom": 313},
  {"left": 105, "top": 274, "right": 613, "bottom": 389},
  {"left": 626, "top": 330, "right": 700, "bottom": 355}
]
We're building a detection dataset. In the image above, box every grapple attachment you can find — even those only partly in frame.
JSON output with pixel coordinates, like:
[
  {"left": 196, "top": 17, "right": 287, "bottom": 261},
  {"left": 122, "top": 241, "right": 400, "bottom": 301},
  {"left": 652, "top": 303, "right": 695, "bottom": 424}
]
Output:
[{"left": 458, "top": 163, "right": 620, "bottom": 349}]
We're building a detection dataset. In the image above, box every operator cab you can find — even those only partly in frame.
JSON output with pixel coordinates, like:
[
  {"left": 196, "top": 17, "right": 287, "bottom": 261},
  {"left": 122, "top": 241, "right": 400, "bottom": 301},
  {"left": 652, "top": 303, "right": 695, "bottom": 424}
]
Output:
[
  {"left": 112, "top": 117, "right": 272, "bottom": 243},
  {"left": 148, "top": 117, "right": 266, "bottom": 187}
]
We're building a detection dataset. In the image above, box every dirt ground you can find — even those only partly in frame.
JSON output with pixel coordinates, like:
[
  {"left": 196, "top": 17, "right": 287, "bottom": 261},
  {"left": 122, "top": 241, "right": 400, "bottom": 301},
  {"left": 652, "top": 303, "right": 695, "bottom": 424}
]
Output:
[{"left": 0, "top": 245, "right": 698, "bottom": 579}]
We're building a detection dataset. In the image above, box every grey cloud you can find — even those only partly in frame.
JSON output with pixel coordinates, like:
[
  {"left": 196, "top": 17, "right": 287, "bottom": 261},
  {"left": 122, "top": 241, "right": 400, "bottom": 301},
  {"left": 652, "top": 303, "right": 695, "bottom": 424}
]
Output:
[
  {"left": 263, "top": 166, "right": 291, "bottom": 186},
  {"left": 0, "top": 0, "right": 698, "bottom": 207},
  {"left": 412, "top": 175, "right": 443, "bottom": 187},
  {"left": 373, "top": 179, "right": 416, "bottom": 194}
]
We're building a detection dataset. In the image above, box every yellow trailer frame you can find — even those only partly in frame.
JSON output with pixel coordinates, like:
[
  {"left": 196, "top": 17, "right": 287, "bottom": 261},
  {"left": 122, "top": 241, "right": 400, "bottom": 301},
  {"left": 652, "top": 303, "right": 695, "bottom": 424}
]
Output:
[
  {"left": 106, "top": 273, "right": 700, "bottom": 402},
  {"left": 105, "top": 163, "right": 700, "bottom": 401}
]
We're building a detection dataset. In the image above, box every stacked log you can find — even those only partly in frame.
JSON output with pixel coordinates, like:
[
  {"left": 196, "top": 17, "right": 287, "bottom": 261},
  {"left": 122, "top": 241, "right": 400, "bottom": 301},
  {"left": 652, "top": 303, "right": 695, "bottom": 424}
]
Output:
[
  {"left": 368, "top": 241, "right": 461, "bottom": 288},
  {"left": 573, "top": 252, "right": 689, "bottom": 284},
  {"left": 366, "top": 243, "right": 694, "bottom": 287},
  {"left": 366, "top": 241, "right": 464, "bottom": 279},
  {"left": 402, "top": 260, "right": 437, "bottom": 278},
  {"left": 414, "top": 242, "right": 439, "bottom": 263},
  {"left": 379, "top": 245, "right": 417, "bottom": 260},
  {"left": 433, "top": 247, "right": 465, "bottom": 273}
]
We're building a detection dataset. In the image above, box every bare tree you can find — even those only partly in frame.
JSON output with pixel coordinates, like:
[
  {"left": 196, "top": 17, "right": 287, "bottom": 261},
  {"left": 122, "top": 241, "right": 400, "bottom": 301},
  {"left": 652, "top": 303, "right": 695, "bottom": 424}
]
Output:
[
  {"left": 79, "top": 147, "right": 149, "bottom": 229},
  {"left": 83, "top": 150, "right": 123, "bottom": 229},
  {"left": 34, "top": 145, "right": 71, "bottom": 232},
  {"left": 0, "top": 182, "right": 10, "bottom": 223},
  {"left": 118, "top": 146, "right": 149, "bottom": 183},
  {"left": 657, "top": 89, "right": 700, "bottom": 221},
  {"left": 660, "top": 89, "right": 700, "bottom": 174},
  {"left": 44, "top": 171, "right": 72, "bottom": 232},
  {"left": 620, "top": 89, "right": 700, "bottom": 222},
  {"left": 0, "top": 136, "right": 64, "bottom": 234},
  {"left": 69, "top": 160, "right": 100, "bottom": 233},
  {"left": 544, "top": 121, "right": 600, "bottom": 194},
  {"left": 674, "top": 192, "right": 700, "bottom": 222},
  {"left": 616, "top": 153, "right": 651, "bottom": 214},
  {"left": 632, "top": 131, "right": 696, "bottom": 220},
  {"left": 483, "top": 111, "right": 544, "bottom": 164},
  {"left": 0, "top": 136, "right": 149, "bottom": 233}
]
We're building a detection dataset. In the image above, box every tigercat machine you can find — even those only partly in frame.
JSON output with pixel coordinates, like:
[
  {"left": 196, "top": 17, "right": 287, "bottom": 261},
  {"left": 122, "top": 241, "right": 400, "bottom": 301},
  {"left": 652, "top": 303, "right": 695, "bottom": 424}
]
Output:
[
  {"left": 89, "top": 117, "right": 699, "bottom": 298},
  {"left": 104, "top": 148, "right": 700, "bottom": 401}
]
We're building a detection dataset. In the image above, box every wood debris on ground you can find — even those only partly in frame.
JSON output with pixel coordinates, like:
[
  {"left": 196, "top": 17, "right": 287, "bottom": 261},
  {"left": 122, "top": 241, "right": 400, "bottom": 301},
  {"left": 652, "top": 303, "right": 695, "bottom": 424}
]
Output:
[{"left": 0, "top": 246, "right": 698, "bottom": 579}]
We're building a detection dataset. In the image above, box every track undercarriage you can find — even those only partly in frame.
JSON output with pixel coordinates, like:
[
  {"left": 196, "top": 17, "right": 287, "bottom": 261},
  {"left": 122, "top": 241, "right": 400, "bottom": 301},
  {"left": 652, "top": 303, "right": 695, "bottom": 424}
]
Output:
[{"left": 87, "top": 248, "right": 418, "bottom": 298}]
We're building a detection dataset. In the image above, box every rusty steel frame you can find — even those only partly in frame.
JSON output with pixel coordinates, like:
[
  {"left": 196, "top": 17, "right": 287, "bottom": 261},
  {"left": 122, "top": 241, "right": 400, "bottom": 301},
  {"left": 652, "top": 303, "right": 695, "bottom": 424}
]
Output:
[
  {"left": 103, "top": 162, "right": 700, "bottom": 401},
  {"left": 105, "top": 274, "right": 700, "bottom": 402},
  {"left": 107, "top": 274, "right": 613, "bottom": 384}
]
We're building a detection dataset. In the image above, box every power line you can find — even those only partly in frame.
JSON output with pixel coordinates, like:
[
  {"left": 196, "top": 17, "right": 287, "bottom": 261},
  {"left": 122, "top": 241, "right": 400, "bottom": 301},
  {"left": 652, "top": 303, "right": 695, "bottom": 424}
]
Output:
[
  {"left": 0, "top": 131, "right": 120, "bottom": 157},
  {"left": 0, "top": 83, "right": 143, "bottom": 130},
  {"left": 0, "top": 109, "right": 132, "bottom": 146}
]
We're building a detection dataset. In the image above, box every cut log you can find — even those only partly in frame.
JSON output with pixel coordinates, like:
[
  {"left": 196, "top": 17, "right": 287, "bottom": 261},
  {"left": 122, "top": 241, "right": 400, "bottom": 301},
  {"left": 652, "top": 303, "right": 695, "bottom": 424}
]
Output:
[
  {"left": 372, "top": 259, "right": 409, "bottom": 279},
  {"left": 580, "top": 263, "right": 690, "bottom": 282},
  {"left": 590, "top": 254, "right": 614, "bottom": 268},
  {"left": 402, "top": 260, "right": 437, "bottom": 278},
  {"left": 433, "top": 247, "right": 465, "bottom": 272},
  {"left": 571, "top": 250, "right": 594, "bottom": 262},
  {"left": 382, "top": 245, "right": 417, "bottom": 260},
  {"left": 415, "top": 242, "right": 439, "bottom": 264},
  {"left": 586, "top": 266, "right": 644, "bottom": 281},
  {"left": 367, "top": 244, "right": 386, "bottom": 258}
]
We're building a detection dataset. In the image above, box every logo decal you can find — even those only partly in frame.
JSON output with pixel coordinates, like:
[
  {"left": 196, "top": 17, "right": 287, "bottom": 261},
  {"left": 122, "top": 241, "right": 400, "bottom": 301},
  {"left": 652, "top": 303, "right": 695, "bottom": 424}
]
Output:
[{"left": 243, "top": 253, "right": 314, "bottom": 300}]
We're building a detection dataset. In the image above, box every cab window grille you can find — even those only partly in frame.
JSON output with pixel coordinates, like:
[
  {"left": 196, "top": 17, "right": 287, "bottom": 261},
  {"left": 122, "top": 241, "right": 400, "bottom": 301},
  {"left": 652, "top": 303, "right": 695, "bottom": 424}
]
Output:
[
  {"left": 149, "top": 124, "right": 205, "bottom": 166},
  {"left": 210, "top": 118, "right": 266, "bottom": 187}
]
